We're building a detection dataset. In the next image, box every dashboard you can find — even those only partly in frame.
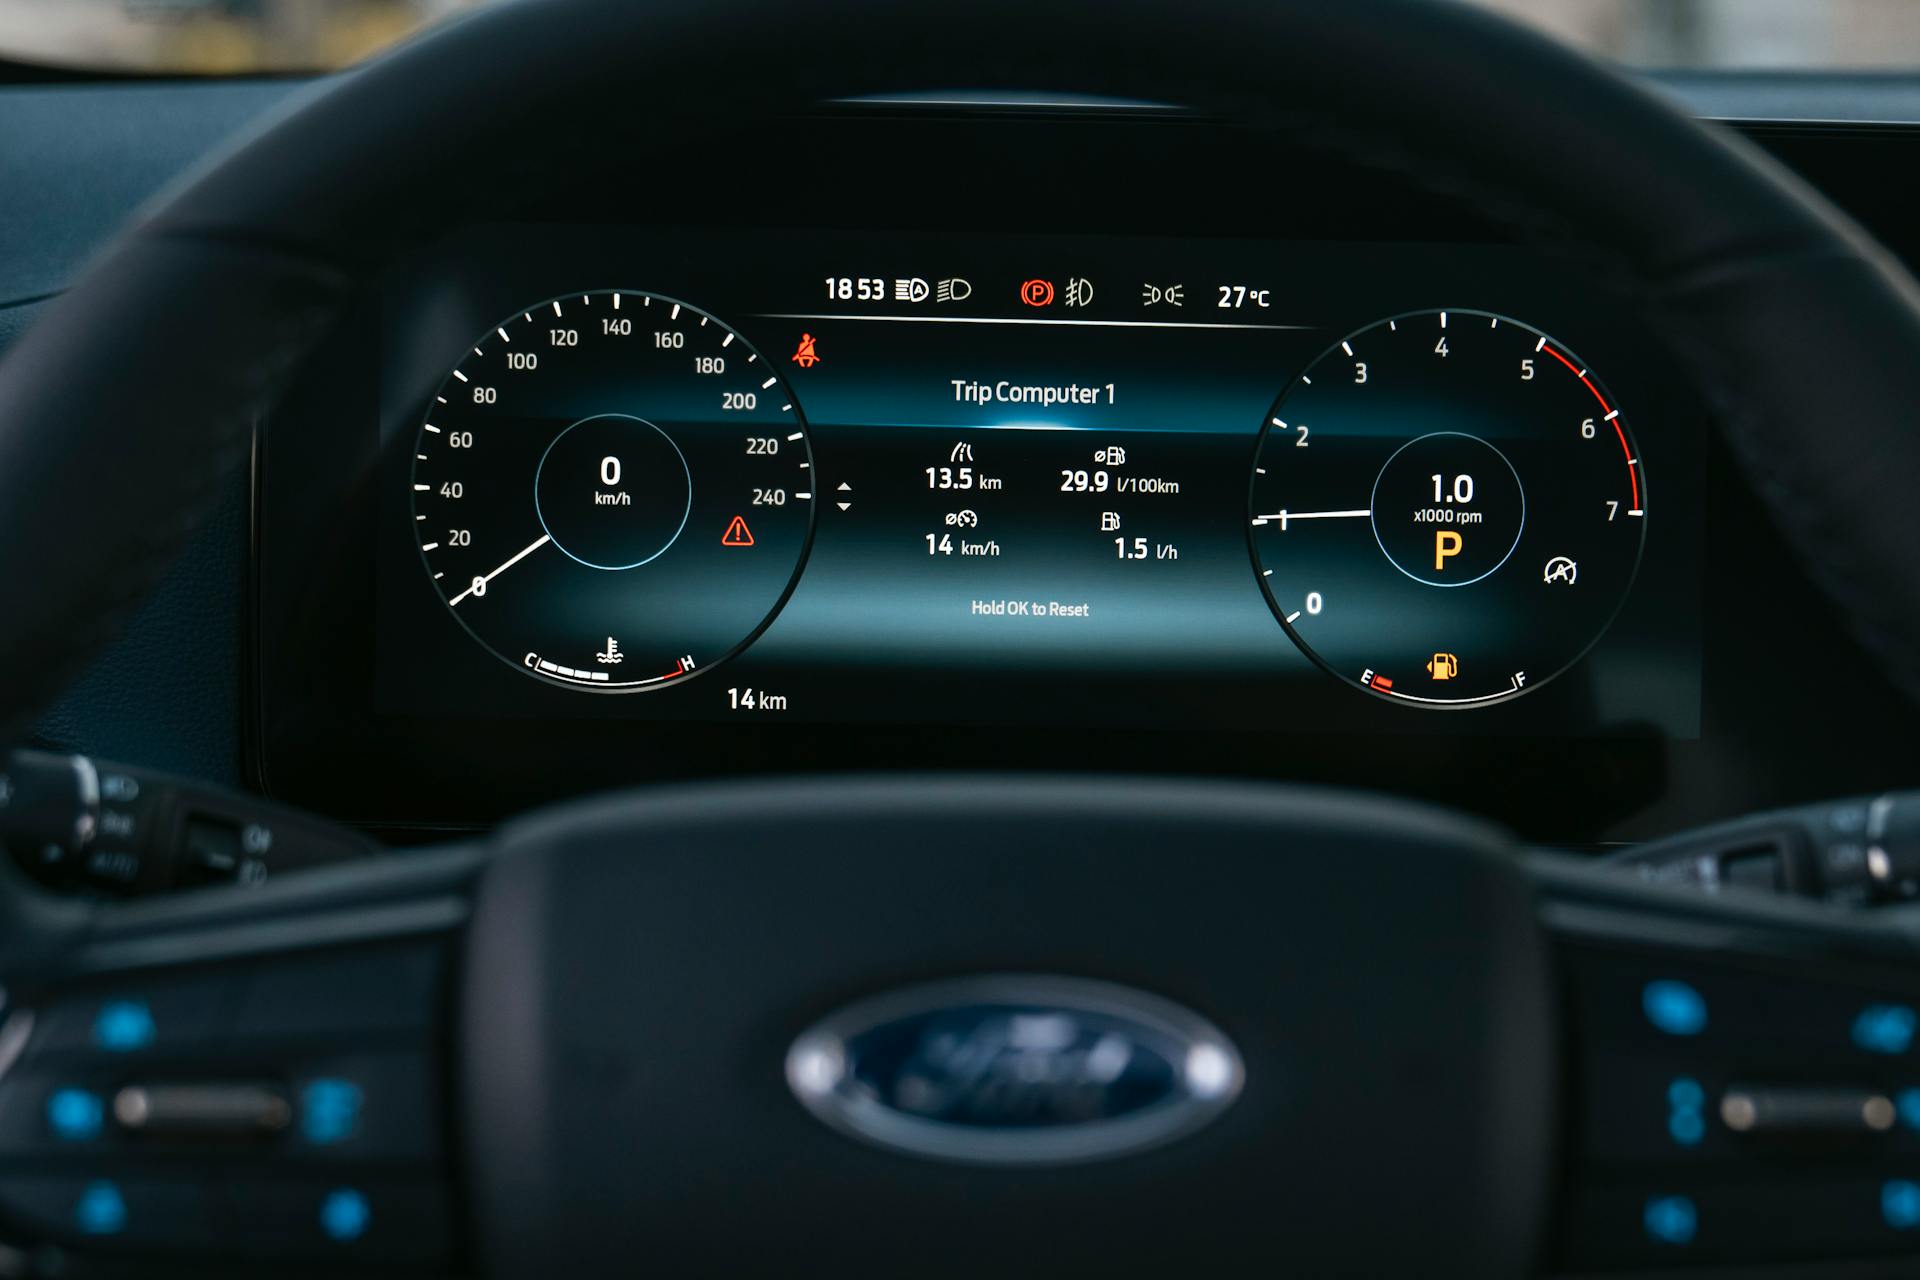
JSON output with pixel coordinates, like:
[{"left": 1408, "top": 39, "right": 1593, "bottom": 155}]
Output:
[{"left": 243, "top": 109, "right": 1914, "bottom": 842}]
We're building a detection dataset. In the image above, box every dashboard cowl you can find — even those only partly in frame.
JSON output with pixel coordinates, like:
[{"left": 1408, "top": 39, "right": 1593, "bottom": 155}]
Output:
[{"left": 460, "top": 777, "right": 1555, "bottom": 1276}]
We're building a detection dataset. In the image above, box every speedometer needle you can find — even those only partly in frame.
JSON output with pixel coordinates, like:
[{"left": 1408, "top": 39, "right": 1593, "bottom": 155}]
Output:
[
  {"left": 450, "top": 533, "right": 551, "bottom": 606},
  {"left": 1251, "top": 509, "right": 1371, "bottom": 531}
]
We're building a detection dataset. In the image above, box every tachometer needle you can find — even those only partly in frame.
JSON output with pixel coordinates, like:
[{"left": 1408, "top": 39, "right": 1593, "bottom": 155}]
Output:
[
  {"left": 1251, "top": 509, "right": 1371, "bottom": 531},
  {"left": 450, "top": 533, "right": 551, "bottom": 606}
]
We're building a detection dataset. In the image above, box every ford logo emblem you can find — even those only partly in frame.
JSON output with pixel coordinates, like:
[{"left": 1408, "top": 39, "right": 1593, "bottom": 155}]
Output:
[{"left": 785, "top": 975, "right": 1243, "bottom": 1165}]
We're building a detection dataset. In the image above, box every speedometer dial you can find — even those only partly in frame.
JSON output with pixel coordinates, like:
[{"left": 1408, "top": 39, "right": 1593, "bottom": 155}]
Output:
[
  {"left": 1248, "top": 309, "right": 1645, "bottom": 707},
  {"left": 411, "top": 290, "right": 814, "bottom": 692}
]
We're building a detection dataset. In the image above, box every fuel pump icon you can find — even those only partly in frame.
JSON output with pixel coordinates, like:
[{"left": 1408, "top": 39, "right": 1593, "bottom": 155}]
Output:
[{"left": 1427, "top": 652, "right": 1460, "bottom": 681}]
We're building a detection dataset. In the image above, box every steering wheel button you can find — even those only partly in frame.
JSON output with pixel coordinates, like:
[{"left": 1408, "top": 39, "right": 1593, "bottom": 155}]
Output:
[
  {"left": 1884, "top": 1179, "right": 1920, "bottom": 1230},
  {"left": 1853, "top": 1004, "right": 1917, "bottom": 1055},
  {"left": 1575, "top": 1057, "right": 1732, "bottom": 1166},
  {"left": 73, "top": 1179, "right": 125, "bottom": 1235},
  {"left": 0, "top": 1172, "right": 215, "bottom": 1251},
  {"left": 286, "top": 1053, "right": 439, "bottom": 1163},
  {"left": 319, "top": 1186, "right": 371, "bottom": 1241},
  {"left": 1570, "top": 947, "right": 1920, "bottom": 1068},
  {"left": 0, "top": 1075, "right": 107, "bottom": 1157},
  {"left": 1570, "top": 1177, "right": 1916, "bottom": 1267},
  {"left": 26, "top": 971, "right": 233, "bottom": 1063},
  {"left": 1642, "top": 979, "right": 1707, "bottom": 1036},
  {"left": 213, "top": 1176, "right": 449, "bottom": 1265},
  {"left": 111, "top": 1082, "right": 291, "bottom": 1139},
  {"left": 1665, "top": 1077, "right": 1707, "bottom": 1147},
  {"left": 1642, "top": 1194, "right": 1698, "bottom": 1246},
  {"left": 90, "top": 1000, "right": 155, "bottom": 1052},
  {"left": 44, "top": 1086, "right": 104, "bottom": 1142},
  {"left": 300, "top": 1078, "right": 364, "bottom": 1146}
]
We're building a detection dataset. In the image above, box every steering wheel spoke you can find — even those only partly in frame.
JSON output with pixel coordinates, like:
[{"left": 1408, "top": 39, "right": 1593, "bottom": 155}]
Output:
[
  {"left": 0, "top": 842, "right": 479, "bottom": 1272},
  {"left": 1536, "top": 855, "right": 1920, "bottom": 1271}
]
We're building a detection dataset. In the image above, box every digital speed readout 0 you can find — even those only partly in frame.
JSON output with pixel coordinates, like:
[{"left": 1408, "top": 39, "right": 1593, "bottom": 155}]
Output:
[{"left": 380, "top": 230, "right": 1702, "bottom": 737}]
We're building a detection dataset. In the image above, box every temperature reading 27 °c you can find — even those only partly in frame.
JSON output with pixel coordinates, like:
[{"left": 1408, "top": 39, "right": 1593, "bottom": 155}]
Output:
[
  {"left": 410, "top": 290, "right": 815, "bottom": 693},
  {"left": 1248, "top": 309, "right": 1645, "bottom": 707}
]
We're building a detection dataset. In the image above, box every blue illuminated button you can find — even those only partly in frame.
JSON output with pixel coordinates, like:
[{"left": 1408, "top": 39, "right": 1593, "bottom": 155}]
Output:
[
  {"left": 91, "top": 999, "right": 156, "bottom": 1052},
  {"left": 1665, "top": 1077, "right": 1707, "bottom": 1148},
  {"left": 1667, "top": 1078, "right": 1704, "bottom": 1109},
  {"left": 301, "top": 1078, "right": 364, "bottom": 1146},
  {"left": 1642, "top": 980, "right": 1707, "bottom": 1037},
  {"left": 74, "top": 1180, "right": 127, "bottom": 1236},
  {"left": 45, "top": 1088, "right": 104, "bottom": 1142},
  {"left": 320, "top": 1187, "right": 371, "bottom": 1243},
  {"left": 1667, "top": 1110, "right": 1705, "bottom": 1146},
  {"left": 1898, "top": 1087, "right": 1920, "bottom": 1130},
  {"left": 1644, "top": 1194, "right": 1698, "bottom": 1246},
  {"left": 1884, "top": 1179, "right": 1920, "bottom": 1230},
  {"left": 1853, "top": 1004, "right": 1917, "bottom": 1055}
]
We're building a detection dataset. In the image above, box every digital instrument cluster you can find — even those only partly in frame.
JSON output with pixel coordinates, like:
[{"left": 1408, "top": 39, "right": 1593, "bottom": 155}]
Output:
[{"left": 371, "top": 226, "right": 1702, "bottom": 740}]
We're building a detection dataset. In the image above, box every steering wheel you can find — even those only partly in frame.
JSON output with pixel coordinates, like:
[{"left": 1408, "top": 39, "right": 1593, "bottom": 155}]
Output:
[{"left": 4, "top": 0, "right": 1920, "bottom": 1273}]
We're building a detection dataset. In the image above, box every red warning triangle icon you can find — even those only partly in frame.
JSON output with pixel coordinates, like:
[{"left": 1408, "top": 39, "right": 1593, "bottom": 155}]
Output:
[{"left": 722, "top": 515, "right": 755, "bottom": 547}]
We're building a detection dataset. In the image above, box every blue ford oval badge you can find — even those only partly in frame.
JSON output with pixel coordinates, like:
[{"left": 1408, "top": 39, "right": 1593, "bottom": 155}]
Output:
[{"left": 785, "top": 975, "right": 1243, "bottom": 1165}]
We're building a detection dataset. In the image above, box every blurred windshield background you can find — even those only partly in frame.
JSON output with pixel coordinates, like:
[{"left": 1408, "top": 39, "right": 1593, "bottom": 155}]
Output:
[{"left": 1, "top": 0, "right": 1919, "bottom": 76}]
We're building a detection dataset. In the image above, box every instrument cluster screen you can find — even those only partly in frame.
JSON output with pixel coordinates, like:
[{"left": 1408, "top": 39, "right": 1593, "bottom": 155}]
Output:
[{"left": 374, "top": 226, "right": 1704, "bottom": 738}]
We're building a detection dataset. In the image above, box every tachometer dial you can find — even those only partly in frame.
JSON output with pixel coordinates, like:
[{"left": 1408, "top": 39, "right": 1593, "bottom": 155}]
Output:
[
  {"left": 1248, "top": 310, "right": 1645, "bottom": 707},
  {"left": 411, "top": 290, "right": 814, "bottom": 691}
]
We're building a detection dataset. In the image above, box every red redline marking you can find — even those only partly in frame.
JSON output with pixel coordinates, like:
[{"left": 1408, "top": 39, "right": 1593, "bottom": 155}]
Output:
[{"left": 1540, "top": 341, "right": 1640, "bottom": 511}]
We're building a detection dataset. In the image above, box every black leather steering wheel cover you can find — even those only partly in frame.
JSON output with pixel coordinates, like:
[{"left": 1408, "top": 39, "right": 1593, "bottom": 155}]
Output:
[
  {"left": 465, "top": 773, "right": 1554, "bottom": 1274},
  {"left": 2, "top": 0, "right": 1918, "bottom": 737}
]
